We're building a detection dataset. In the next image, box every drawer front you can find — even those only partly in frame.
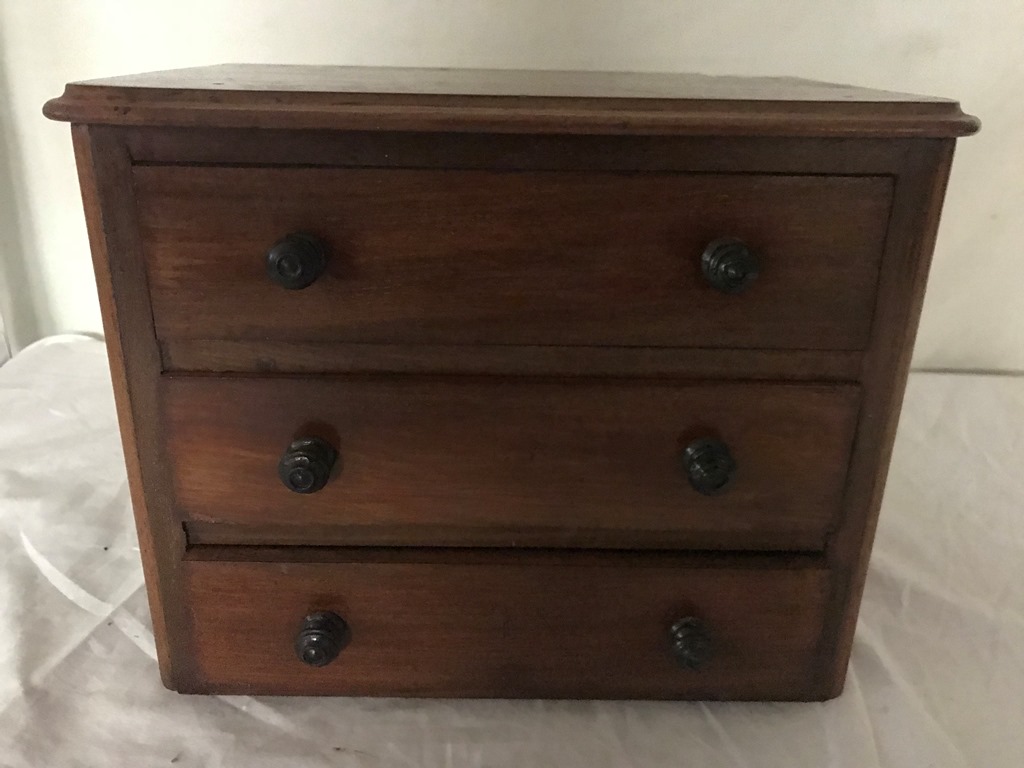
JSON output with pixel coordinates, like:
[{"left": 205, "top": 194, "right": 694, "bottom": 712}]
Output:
[
  {"left": 163, "top": 377, "right": 859, "bottom": 551},
  {"left": 184, "top": 558, "right": 830, "bottom": 698},
  {"left": 136, "top": 166, "right": 891, "bottom": 351}
]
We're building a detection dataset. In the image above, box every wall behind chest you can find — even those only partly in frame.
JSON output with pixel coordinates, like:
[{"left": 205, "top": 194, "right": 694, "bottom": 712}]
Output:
[{"left": 0, "top": 0, "right": 1018, "bottom": 369}]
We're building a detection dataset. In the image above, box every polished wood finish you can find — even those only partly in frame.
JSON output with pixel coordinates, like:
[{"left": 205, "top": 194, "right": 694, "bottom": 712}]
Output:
[
  {"left": 135, "top": 166, "right": 890, "bottom": 350},
  {"left": 47, "top": 66, "right": 976, "bottom": 700},
  {"left": 184, "top": 558, "right": 830, "bottom": 699},
  {"left": 163, "top": 377, "right": 859, "bottom": 550}
]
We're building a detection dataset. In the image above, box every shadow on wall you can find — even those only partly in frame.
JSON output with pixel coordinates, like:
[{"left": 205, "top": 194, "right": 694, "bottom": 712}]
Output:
[{"left": 0, "top": 42, "right": 47, "bottom": 353}]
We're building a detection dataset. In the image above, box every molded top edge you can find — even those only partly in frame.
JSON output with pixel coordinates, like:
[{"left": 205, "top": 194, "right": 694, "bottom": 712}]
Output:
[{"left": 43, "top": 64, "right": 980, "bottom": 138}]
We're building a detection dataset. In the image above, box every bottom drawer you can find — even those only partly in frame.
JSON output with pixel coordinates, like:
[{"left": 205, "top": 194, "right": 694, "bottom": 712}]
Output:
[{"left": 182, "top": 557, "right": 832, "bottom": 699}]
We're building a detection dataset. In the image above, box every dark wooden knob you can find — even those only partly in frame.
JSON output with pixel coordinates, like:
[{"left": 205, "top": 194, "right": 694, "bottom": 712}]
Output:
[
  {"left": 266, "top": 232, "right": 327, "bottom": 290},
  {"left": 669, "top": 617, "right": 713, "bottom": 670},
  {"left": 295, "top": 611, "right": 349, "bottom": 667},
  {"left": 278, "top": 437, "right": 338, "bottom": 494},
  {"left": 682, "top": 438, "right": 736, "bottom": 496},
  {"left": 701, "top": 237, "right": 759, "bottom": 294}
]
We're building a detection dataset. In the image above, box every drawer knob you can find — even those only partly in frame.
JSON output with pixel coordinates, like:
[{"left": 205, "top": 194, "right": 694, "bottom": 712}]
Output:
[
  {"left": 669, "top": 617, "right": 713, "bottom": 670},
  {"left": 682, "top": 438, "right": 736, "bottom": 496},
  {"left": 278, "top": 437, "right": 338, "bottom": 494},
  {"left": 266, "top": 232, "right": 327, "bottom": 290},
  {"left": 701, "top": 238, "right": 760, "bottom": 294},
  {"left": 295, "top": 611, "right": 350, "bottom": 667}
]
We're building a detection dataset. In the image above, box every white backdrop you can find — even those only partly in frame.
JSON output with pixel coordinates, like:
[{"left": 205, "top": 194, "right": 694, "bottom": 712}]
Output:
[{"left": 1, "top": 0, "right": 1020, "bottom": 368}]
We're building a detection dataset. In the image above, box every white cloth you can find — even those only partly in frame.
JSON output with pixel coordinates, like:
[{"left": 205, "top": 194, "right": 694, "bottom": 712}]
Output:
[{"left": 0, "top": 335, "right": 1021, "bottom": 767}]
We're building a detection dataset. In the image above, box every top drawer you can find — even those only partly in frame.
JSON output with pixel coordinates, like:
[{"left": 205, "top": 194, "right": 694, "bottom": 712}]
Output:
[{"left": 135, "top": 167, "right": 891, "bottom": 351}]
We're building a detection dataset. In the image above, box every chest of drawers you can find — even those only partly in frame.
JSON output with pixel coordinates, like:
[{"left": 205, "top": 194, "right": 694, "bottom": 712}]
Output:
[{"left": 45, "top": 65, "right": 977, "bottom": 699}]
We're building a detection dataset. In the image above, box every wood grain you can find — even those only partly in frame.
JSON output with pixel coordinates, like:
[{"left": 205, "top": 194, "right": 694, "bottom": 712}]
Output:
[
  {"left": 184, "top": 558, "right": 831, "bottom": 698},
  {"left": 69, "top": 125, "right": 194, "bottom": 689},
  {"left": 163, "top": 376, "right": 860, "bottom": 551},
  {"left": 43, "top": 65, "right": 979, "bottom": 138},
  {"left": 135, "top": 167, "right": 891, "bottom": 351},
  {"left": 815, "top": 139, "right": 959, "bottom": 696}
]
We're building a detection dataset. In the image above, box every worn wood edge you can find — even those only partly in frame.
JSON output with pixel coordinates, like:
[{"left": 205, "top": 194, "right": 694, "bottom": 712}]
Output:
[
  {"left": 71, "top": 124, "right": 195, "bottom": 691},
  {"left": 184, "top": 520, "right": 827, "bottom": 552},
  {"left": 161, "top": 340, "right": 864, "bottom": 381},
  {"left": 159, "top": 370, "right": 863, "bottom": 393},
  {"left": 44, "top": 86, "right": 980, "bottom": 137},
  {"left": 172, "top": 680, "right": 834, "bottom": 701},
  {"left": 182, "top": 543, "right": 826, "bottom": 569},
  {"left": 169, "top": 669, "right": 836, "bottom": 699},
  {"left": 815, "top": 139, "right": 957, "bottom": 697},
  {"left": 123, "top": 129, "right": 913, "bottom": 175}
]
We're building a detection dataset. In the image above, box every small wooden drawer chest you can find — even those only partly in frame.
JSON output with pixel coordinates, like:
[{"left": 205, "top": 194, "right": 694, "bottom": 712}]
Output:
[{"left": 45, "top": 65, "right": 977, "bottom": 699}]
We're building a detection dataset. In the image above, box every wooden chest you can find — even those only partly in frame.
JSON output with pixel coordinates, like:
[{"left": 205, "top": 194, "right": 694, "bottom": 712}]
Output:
[{"left": 45, "top": 65, "right": 977, "bottom": 699}]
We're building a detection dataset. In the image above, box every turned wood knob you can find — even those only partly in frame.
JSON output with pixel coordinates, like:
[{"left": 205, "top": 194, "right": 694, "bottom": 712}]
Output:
[
  {"left": 278, "top": 437, "right": 338, "bottom": 494},
  {"left": 682, "top": 438, "right": 736, "bottom": 496},
  {"left": 295, "top": 611, "right": 349, "bottom": 667},
  {"left": 669, "top": 617, "right": 713, "bottom": 670},
  {"left": 266, "top": 232, "right": 327, "bottom": 290},
  {"left": 701, "top": 237, "right": 760, "bottom": 294}
]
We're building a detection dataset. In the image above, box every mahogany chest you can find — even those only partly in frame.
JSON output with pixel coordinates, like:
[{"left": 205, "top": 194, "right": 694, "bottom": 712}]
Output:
[{"left": 45, "top": 65, "right": 977, "bottom": 699}]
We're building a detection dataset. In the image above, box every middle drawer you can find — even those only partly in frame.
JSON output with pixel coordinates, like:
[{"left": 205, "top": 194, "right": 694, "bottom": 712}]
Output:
[{"left": 164, "top": 377, "right": 858, "bottom": 551}]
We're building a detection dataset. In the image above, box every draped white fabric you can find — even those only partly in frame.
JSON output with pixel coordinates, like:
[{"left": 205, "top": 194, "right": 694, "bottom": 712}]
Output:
[
  {"left": 0, "top": 314, "right": 9, "bottom": 366},
  {"left": 1, "top": 335, "right": 1021, "bottom": 767}
]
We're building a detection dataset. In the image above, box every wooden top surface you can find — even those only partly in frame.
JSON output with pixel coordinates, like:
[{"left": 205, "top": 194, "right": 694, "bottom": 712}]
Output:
[{"left": 44, "top": 64, "right": 979, "bottom": 137}]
